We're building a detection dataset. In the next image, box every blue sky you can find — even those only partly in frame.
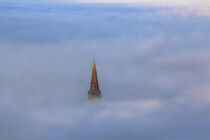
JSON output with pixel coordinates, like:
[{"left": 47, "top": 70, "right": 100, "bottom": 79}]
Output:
[
  {"left": 72, "top": 0, "right": 210, "bottom": 6},
  {"left": 1, "top": 0, "right": 210, "bottom": 6}
]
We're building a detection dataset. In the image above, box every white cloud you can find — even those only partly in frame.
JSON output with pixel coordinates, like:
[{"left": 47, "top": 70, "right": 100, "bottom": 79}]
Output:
[
  {"left": 60, "top": 0, "right": 210, "bottom": 6},
  {"left": 1, "top": 3, "right": 210, "bottom": 140},
  {"left": 157, "top": 7, "right": 210, "bottom": 17},
  {"left": 2, "top": 0, "right": 210, "bottom": 6}
]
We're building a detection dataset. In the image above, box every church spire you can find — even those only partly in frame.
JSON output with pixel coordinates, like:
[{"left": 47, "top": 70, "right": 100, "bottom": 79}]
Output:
[{"left": 88, "top": 59, "right": 101, "bottom": 99}]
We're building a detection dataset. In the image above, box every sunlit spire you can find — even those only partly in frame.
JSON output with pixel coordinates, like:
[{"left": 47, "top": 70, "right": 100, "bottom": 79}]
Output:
[{"left": 88, "top": 58, "right": 101, "bottom": 99}]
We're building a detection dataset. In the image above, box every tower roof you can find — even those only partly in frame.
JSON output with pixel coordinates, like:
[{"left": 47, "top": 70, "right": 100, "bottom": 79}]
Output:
[
  {"left": 89, "top": 59, "right": 99, "bottom": 91},
  {"left": 88, "top": 59, "right": 101, "bottom": 99}
]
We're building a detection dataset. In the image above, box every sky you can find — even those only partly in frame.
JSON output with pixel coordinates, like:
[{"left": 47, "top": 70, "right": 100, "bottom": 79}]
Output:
[
  {"left": 0, "top": 2, "right": 210, "bottom": 140},
  {"left": 73, "top": 0, "right": 210, "bottom": 6},
  {"left": 1, "top": 0, "right": 210, "bottom": 6}
]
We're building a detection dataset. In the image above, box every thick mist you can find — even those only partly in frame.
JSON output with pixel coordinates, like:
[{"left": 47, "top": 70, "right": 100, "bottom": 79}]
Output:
[{"left": 0, "top": 3, "right": 210, "bottom": 140}]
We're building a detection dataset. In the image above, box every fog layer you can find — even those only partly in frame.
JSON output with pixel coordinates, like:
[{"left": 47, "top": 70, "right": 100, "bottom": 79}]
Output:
[{"left": 0, "top": 4, "right": 210, "bottom": 140}]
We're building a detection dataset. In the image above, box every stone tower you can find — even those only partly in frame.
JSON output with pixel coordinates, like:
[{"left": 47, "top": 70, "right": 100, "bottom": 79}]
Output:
[{"left": 88, "top": 59, "right": 101, "bottom": 99}]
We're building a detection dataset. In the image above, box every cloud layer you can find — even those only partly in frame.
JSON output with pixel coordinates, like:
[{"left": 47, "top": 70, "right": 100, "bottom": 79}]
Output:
[
  {"left": 0, "top": 3, "right": 210, "bottom": 140},
  {"left": 2, "top": 0, "right": 210, "bottom": 6}
]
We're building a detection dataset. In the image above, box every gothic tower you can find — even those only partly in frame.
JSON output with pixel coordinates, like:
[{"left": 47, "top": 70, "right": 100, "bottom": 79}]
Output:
[{"left": 88, "top": 59, "right": 101, "bottom": 99}]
